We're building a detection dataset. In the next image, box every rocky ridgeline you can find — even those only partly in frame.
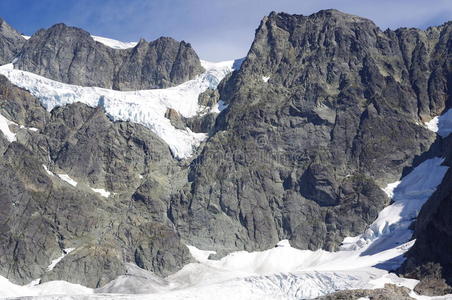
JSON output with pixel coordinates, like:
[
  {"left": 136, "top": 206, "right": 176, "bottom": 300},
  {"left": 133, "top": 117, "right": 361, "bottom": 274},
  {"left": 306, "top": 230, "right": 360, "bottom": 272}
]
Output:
[
  {"left": 1, "top": 21, "right": 204, "bottom": 90},
  {"left": 0, "top": 10, "right": 451, "bottom": 293},
  {"left": 0, "top": 19, "right": 25, "bottom": 65}
]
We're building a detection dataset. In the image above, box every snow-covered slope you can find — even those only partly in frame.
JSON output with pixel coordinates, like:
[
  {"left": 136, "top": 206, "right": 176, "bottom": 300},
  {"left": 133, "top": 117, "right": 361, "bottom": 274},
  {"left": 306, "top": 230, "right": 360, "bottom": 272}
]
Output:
[
  {"left": 424, "top": 108, "right": 452, "bottom": 137},
  {"left": 0, "top": 60, "right": 235, "bottom": 159},
  {"left": 1, "top": 157, "right": 449, "bottom": 299},
  {"left": 91, "top": 35, "right": 137, "bottom": 49}
]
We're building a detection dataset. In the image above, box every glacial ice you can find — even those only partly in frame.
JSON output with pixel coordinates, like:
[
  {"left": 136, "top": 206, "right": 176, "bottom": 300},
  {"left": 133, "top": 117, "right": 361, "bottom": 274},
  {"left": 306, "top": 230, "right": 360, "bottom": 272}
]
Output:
[{"left": 0, "top": 59, "right": 235, "bottom": 159}]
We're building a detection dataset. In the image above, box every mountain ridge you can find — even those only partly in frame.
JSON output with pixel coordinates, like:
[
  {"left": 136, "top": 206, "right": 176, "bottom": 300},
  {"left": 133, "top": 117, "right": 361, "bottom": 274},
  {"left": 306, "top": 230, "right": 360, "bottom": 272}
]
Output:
[{"left": 0, "top": 9, "right": 450, "bottom": 298}]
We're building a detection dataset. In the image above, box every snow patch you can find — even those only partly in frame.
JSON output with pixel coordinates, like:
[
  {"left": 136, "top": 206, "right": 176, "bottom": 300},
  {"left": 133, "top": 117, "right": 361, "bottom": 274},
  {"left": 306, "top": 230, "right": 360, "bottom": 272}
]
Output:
[
  {"left": 187, "top": 245, "right": 216, "bottom": 263},
  {"left": 42, "top": 165, "right": 54, "bottom": 176},
  {"left": 57, "top": 174, "right": 77, "bottom": 187},
  {"left": 21, "top": 35, "right": 31, "bottom": 40},
  {"left": 382, "top": 181, "right": 401, "bottom": 199},
  {"left": 210, "top": 100, "right": 229, "bottom": 113},
  {"left": 91, "top": 187, "right": 110, "bottom": 198},
  {"left": 91, "top": 35, "right": 137, "bottom": 49},
  {"left": 0, "top": 113, "right": 16, "bottom": 142},
  {"left": 0, "top": 60, "right": 234, "bottom": 159},
  {"left": 425, "top": 116, "right": 439, "bottom": 132},
  {"left": 47, "top": 248, "right": 75, "bottom": 271},
  {"left": 262, "top": 76, "right": 270, "bottom": 83},
  {"left": 26, "top": 278, "right": 41, "bottom": 287},
  {"left": 276, "top": 239, "right": 291, "bottom": 247},
  {"left": 424, "top": 109, "right": 452, "bottom": 137}
]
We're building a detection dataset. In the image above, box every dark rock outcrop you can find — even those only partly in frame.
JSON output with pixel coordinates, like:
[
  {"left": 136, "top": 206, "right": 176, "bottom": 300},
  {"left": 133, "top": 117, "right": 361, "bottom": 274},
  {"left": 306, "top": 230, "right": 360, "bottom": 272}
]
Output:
[
  {"left": 14, "top": 23, "right": 204, "bottom": 90},
  {"left": 315, "top": 283, "right": 414, "bottom": 300},
  {"left": 0, "top": 18, "right": 25, "bottom": 65},
  {"left": 0, "top": 76, "right": 190, "bottom": 288},
  {"left": 169, "top": 10, "right": 450, "bottom": 254}
]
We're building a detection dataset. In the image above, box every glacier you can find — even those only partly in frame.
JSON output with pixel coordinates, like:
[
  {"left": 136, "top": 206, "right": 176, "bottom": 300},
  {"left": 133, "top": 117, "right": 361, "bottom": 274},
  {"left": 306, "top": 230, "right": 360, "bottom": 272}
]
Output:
[{"left": 0, "top": 59, "right": 235, "bottom": 159}]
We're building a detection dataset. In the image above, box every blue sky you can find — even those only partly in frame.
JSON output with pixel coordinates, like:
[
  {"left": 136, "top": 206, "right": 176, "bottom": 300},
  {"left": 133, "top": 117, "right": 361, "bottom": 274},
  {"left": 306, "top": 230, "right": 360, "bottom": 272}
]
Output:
[{"left": 0, "top": 0, "right": 450, "bottom": 61}]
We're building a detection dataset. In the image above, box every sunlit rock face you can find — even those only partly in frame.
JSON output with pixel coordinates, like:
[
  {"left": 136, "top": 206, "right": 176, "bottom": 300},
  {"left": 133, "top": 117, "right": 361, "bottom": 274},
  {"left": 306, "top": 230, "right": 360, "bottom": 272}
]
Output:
[
  {"left": 14, "top": 23, "right": 204, "bottom": 90},
  {"left": 171, "top": 9, "right": 450, "bottom": 254}
]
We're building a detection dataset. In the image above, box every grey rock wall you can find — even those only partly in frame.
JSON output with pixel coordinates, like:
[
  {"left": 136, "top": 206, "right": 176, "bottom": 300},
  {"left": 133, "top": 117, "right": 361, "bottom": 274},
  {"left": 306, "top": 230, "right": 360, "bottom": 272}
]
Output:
[{"left": 13, "top": 23, "right": 204, "bottom": 90}]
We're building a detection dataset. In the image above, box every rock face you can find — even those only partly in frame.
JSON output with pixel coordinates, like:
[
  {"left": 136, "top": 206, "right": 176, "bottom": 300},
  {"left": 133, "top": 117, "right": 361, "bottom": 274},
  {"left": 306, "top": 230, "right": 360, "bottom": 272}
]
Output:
[
  {"left": 0, "top": 18, "right": 25, "bottom": 65},
  {"left": 400, "top": 135, "right": 452, "bottom": 294},
  {"left": 0, "top": 75, "right": 190, "bottom": 288},
  {"left": 315, "top": 283, "right": 414, "bottom": 300},
  {"left": 13, "top": 23, "right": 204, "bottom": 90},
  {"left": 169, "top": 10, "right": 450, "bottom": 253}
]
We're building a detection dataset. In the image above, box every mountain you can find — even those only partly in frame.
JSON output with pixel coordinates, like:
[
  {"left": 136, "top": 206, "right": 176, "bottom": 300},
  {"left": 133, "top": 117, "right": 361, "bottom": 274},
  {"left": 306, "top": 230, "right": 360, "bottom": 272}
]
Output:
[
  {"left": 0, "top": 9, "right": 450, "bottom": 299},
  {"left": 170, "top": 9, "right": 449, "bottom": 254},
  {"left": 0, "top": 18, "right": 25, "bottom": 65},
  {"left": 14, "top": 23, "right": 204, "bottom": 90}
]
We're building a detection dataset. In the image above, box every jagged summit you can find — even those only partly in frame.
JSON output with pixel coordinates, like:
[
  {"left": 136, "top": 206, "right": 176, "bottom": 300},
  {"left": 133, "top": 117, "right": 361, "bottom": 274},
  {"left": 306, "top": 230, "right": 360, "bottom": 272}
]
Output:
[
  {"left": 0, "top": 18, "right": 25, "bottom": 65},
  {"left": 264, "top": 9, "right": 378, "bottom": 28},
  {"left": 12, "top": 22, "right": 204, "bottom": 90}
]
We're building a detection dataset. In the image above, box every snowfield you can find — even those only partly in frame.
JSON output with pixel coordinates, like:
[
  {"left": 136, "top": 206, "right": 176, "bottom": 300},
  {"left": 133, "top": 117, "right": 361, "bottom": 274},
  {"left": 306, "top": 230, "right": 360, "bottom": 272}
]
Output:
[
  {"left": 0, "top": 59, "right": 236, "bottom": 159},
  {"left": 424, "top": 108, "right": 452, "bottom": 137},
  {"left": 0, "top": 156, "right": 449, "bottom": 299},
  {"left": 91, "top": 35, "right": 138, "bottom": 49}
]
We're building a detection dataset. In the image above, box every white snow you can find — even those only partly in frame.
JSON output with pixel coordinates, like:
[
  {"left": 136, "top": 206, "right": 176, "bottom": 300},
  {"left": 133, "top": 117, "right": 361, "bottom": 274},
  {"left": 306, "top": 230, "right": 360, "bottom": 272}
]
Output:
[
  {"left": 47, "top": 248, "right": 75, "bottom": 271},
  {"left": 0, "top": 113, "right": 16, "bottom": 142},
  {"left": 425, "top": 116, "right": 439, "bottom": 132},
  {"left": 91, "top": 35, "right": 137, "bottom": 49},
  {"left": 26, "top": 278, "right": 41, "bottom": 287},
  {"left": 42, "top": 165, "right": 54, "bottom": 176},
  {"left": 91, "top": 187, "right": 110, "bottom": 198},
  {"left": 57, "top": 174, "right": 78, "bottom": 187},
  {"left": 0, "top": 60, "right": 235, "bottom": 159},
  {"left": 424, "top": 108, "right": 452, "bottom": 137},
  {"left": 341, "top": 157, "right": 448, "bottom": 252},
  {"left": 186, "top": 245, "right": 216, "bottom": 263},
  {"left": 382, "top": 180, "right": 401, "bottom": 198},
  {"left": 262, "top": 76, "right": 270, "bottom": 83},
  {"left": 210, "top": 100, "right": 229, "bottom": 113},
  {"left": 21, "top": 35, "right": 31, "bottom": 40}
]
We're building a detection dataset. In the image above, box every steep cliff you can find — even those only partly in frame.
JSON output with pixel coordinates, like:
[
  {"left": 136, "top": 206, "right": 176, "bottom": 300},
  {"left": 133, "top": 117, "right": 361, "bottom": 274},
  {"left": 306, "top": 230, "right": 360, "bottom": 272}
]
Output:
[
  {"left": 169, "top": 10, "right": 450, "bottom": 254},
  {"left": 0, "top": 75, "right": 190, "bottom": 288},
  {"left": 14, "top": 23, "right": 204, "bottom": 90},
  {"left": 0, "top": 18, "right": 25, "bottom": 65}
]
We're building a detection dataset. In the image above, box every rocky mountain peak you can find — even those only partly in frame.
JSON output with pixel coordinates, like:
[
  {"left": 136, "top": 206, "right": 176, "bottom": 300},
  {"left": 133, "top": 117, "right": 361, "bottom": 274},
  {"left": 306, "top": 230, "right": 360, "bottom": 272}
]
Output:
[
  {"left": 13, "top": 23, "right": 204, "bottom": 90},
  {"left": 0, "top": 18, "right": 25, "bottom": 65}
]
